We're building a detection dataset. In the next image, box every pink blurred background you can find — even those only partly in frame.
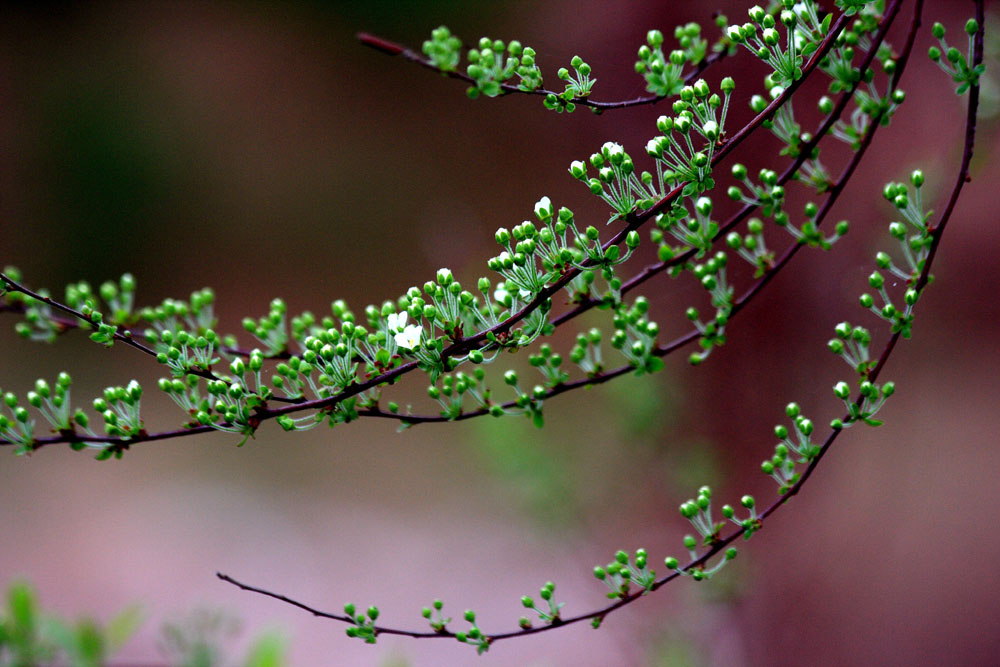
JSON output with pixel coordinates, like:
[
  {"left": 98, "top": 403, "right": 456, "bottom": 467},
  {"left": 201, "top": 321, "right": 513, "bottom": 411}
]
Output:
[{"left": 1, "top": 1, "right": 998, "bottom": 664}]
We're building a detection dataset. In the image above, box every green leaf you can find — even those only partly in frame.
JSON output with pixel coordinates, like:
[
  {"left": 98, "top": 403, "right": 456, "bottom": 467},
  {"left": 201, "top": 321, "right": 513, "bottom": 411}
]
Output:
[
  {"left": 245, "top": 632, "right": 287, "bottom": 667},
  {"left": 105, "top": 605, "right": 143, "bottom": 651},
  {"left": 73, "top": 619, "right": 106, "bottom": 666},
  {"left": 8, "top": 582, "right": 37, "bottom": 631}
]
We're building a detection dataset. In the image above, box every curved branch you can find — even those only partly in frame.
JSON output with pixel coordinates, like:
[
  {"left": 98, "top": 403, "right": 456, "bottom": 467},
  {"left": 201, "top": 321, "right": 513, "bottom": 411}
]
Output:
[
  {"left": 358, "top": 65, "right": 904, "bottom": 427},
  {"left": 356, "top": 32, "right": 729, "bottom": 111},
  {"left": 217, "top": 0, "right": 984, "bottom": 647},
  {"left": 1, "top": 11, "right": 856, "bottom": 451}
]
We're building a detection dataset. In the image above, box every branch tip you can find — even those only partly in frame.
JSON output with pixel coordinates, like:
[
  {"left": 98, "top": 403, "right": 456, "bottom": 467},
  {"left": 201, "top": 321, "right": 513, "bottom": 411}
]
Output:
[{"left": 357, "top": 32, "right": 404, "bottom": 56}]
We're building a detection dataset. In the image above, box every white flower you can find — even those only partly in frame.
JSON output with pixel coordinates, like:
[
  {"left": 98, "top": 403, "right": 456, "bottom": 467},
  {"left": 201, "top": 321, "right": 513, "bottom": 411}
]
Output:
[
  {"left": 534, "top": 196, "right": 552, "bottom": 218},
  {"left": 519, "top": 288, "right": 533, "bottom": 300},
  {"left": 387, "top": 311, "right": 407, "bottom": 332},
  {"left": 394, "top": 324, "right": 422, "bottom": 350},
  {"left": 792, "top": 29, "right": 806, "bottom": 51},
  {"left": 602, "top": 141, "right": 624, "bottom": 158}
]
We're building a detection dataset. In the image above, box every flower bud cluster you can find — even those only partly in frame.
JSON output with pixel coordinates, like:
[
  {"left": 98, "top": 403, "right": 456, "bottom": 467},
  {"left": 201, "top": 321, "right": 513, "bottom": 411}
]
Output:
[
  {"left": 593, "top": 548, "right": 656, "bottom": 599},
  {"left": 2, "top": 377, "right": 91, "bottom": 454},
  {"left": 464, "top": 35, "right": 541, "bottom": 99},
  {"left": 342, "top": 602, "right": 379, "bottom": 645},
  {"left": 91, "top": 380, "right": 144, "bottom": 444},
  {"left": 634, "top": 24, "right": 706, "bottom": 98},
  {"left": 727, "top": 2, "right": 810, "bottom": 87},
  {"left": 928, "top": 18, "right": 983, "bottom": 95},
  {"left": 427, "top": 368, "right": 490, "bottom": 420},
  {"left": 422, "top": 26, "right": 462, "bottom": 71},
  {"left": 454, "top": 609, "right": 490, "bottom": 654},
  {"left": 545, "top": 55, "right": 594, "bottom": 113},
  {"left": 760, "top": 401, "right": 818, "bottom": 493},
  {"left": 726, "top": 217, "right": 774, "bottom": 277},
  {"left": 610, "top": 296, "right": 663, "bottom": 375},
  {"left": 828, "top": 321, "right": 872, "bottom": 374},
  {"left": 148, "top": 327, "right": 221, "bottom": 377},
  {"left": 519, "top": 580, "right": 563, "bottom": 628},
  {"left": 140, "top": 288, "right": 217, "bottom": 339}
]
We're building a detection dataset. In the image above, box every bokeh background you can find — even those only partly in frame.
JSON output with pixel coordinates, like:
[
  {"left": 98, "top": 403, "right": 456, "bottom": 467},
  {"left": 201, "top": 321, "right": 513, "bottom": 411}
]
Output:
[{"left": 1, "top": 1, "right": 998, "bottom": 665}]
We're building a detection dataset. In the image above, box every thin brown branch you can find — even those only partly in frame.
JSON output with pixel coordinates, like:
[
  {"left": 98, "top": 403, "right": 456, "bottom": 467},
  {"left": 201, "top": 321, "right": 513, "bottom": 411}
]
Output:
[{"left": 357, "top": 32, "right": 729, "bottom": 111}]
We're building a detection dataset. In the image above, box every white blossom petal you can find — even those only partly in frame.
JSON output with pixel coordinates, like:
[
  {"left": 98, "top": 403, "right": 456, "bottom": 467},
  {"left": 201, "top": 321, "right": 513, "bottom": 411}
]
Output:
[
  {"left": 387, "top": 311, "right": 407, "bottom": 332},
  {"left": 602, "top": 141, "right": 624, "bottom": 157},
  {"left": 534, "top": 196, "right": 552, "bottom": 218},
  {"left": 394, "top": 324, "right": 422, "bottom": 350}
]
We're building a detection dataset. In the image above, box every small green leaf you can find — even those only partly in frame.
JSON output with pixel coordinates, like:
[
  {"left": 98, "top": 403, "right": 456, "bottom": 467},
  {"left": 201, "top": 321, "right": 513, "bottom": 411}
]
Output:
[
  {"left": 9, "top": 582, "right": 37, "bottom": 631},
  {"left": 245, "top": 632, "right": 287, "bottom": 667},
  {"left": 105, "top": 606, "right": 143, "bottom": 651}
]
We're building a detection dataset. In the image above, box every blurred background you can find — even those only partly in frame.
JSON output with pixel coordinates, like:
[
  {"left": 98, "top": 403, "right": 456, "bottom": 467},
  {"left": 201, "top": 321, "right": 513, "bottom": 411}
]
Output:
[{"left": 1, "top": 1, "right": 998, "bottom": 664}]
